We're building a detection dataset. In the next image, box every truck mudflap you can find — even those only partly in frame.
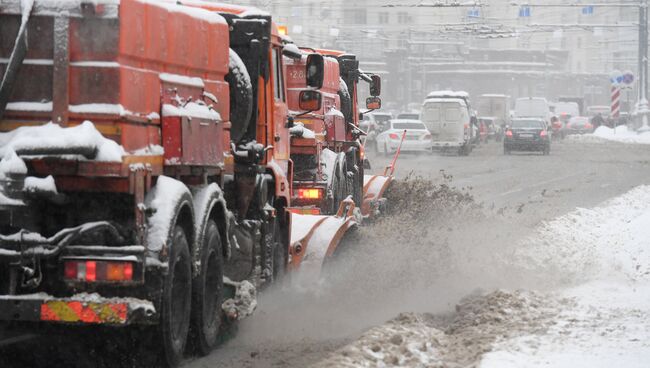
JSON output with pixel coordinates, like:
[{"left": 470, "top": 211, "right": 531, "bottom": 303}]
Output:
[
  {"left": 288, "top": 198, "right": 357, "bottom": 282},
  {"left": 0, "top": 293, "right": 156, "bottom": 325}
]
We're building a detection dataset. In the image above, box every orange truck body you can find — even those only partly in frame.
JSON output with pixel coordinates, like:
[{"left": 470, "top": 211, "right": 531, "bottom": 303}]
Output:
[{"left": 0, "top": 1, "right": 301, "bottom": 365}]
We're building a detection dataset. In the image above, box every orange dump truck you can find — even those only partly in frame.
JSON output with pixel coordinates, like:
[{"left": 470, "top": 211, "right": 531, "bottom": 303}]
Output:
[{"left": 0, "top": 1, "right": 325, "bottom": 366}]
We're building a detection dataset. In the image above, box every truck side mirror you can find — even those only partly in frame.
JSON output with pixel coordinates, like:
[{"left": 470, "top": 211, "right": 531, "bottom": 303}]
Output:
[
  {"left": 306, "top": 54, "right": 324, "bottom": 89},
  {"left": 366, "top": 96, "right": 381, "bottom": 110},
  {"left": 299, "top": 90, "right": 322, "bottom": 112},
  {"left": 369, "top": 74, "right": 381, "bottom": 96}
]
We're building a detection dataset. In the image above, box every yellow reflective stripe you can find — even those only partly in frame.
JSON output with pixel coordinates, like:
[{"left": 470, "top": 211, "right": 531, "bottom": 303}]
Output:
[{"left": 46, "top": 301, "right": 80, "bottom": 322}]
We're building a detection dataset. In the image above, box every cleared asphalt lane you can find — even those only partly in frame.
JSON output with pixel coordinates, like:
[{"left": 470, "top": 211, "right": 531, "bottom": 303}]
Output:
[{"left": 367, "top": 138, "right": 650, "bottom": 226}]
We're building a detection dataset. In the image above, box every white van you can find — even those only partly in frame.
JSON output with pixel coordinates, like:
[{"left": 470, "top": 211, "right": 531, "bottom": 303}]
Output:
[
  {"left": 514, "top": 97, "right": 551, "bottom": 123},
  {"left": 421, "top": 91, "right": 473, "bottom": 155}
]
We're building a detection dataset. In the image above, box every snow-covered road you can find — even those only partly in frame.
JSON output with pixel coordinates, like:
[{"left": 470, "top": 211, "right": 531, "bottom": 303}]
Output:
[{"left": 315, "top": 185, "right": 650, "bottom": 367}]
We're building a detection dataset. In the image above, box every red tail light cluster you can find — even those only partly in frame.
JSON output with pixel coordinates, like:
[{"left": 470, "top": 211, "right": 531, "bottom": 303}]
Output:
[
  {"left": 540, "top": 130, "right": 548, "bottom": 137},
  {"left": 64, "top": 260, "right": 134, "bottom": 282},
  {"left": 505, "top": 130, "right": 513, "bottom": 137},
  {"left": 297, "top": 188, "right": 323, "bottom": 200},
  {"left": 389, "top": 133, "right": 400, "bottom": 140}
]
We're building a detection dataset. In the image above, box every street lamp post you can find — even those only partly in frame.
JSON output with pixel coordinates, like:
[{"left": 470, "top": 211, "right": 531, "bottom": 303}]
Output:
[{"left": 638, "top": 0, "right": 649, "bottom": 131}]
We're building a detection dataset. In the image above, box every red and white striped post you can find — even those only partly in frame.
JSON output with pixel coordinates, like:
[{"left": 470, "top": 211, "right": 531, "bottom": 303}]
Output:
[{"left": 611, "top": 85, "right": 621, "bottom": 119}]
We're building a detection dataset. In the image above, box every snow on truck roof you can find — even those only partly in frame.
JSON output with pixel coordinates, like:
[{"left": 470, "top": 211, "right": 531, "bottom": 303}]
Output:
[
  {"left": 0, "top": 0, "right": 229, "bottom": 24},
  {"left": 426, "top": 90, "right": 470, "bottom": 99},
  {"left": 175, "top": 0, "right": 270, "bottom": 17}
]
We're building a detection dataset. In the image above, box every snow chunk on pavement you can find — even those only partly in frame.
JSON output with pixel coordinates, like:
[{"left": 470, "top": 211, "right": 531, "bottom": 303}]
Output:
[{"left": 222, "top": 278, "right": 257, "bottom": 321}]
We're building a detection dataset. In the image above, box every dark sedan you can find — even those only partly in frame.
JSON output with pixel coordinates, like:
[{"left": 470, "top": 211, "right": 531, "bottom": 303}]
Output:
[{"left": 504, "top": 118, "right": 551, "bottom": 155}]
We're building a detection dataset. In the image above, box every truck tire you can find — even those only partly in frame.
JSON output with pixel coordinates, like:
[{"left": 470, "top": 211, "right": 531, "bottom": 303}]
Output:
[
  {"left": 330, "top": 160, "right": 349, "bottom": 214},
  {"left": 226, "top": 49, "right": 253, "bottom": 143},
  {"left": 190, "top": 220, "right": 224, "bottom": 356},
  {"left": 158, "top": 225, "right": 192, "bottom": 368}
]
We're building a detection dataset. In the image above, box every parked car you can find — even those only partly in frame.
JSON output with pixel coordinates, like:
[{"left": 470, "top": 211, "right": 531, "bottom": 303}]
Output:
[
  {"left": 504, "top": 118, "right": 551, "bottom": 155},
  {"left": 565, "top": 116, "right": 594, "bottom": 135},
  {"left": 375, "top": 119, "right": 432, "bottom": 155}
]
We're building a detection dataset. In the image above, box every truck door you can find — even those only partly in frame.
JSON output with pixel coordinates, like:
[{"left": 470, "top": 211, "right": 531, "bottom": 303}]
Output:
[{"left": 271, "top": 47, "right": 289, "bottom": 169}]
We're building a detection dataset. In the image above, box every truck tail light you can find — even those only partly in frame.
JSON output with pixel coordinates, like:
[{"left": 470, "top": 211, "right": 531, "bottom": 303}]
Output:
[
  {"left": 297, "top": 188, "right": 323, "bottom": 200},
  {"left": 64, "top": 261, "right": 134, "bottom": 282}
]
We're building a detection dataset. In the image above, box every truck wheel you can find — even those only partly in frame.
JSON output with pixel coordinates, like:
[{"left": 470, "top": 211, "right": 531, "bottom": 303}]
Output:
[
  {"left": 158, "top": 226, "right": 192, "bottom": 367},
  {"left": 190, "top": 220, "right": 224, "bottom": 356}
]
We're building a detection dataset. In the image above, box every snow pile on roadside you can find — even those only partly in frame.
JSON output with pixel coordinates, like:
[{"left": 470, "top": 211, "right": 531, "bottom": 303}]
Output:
[
  {"left": 509, "top": 185, "right": 650, "bottom": 285},
  {"left": 314, "top": 185, "right": 650, "bottom": 367},
  {"left": 569, "top": 125, "right": 650, "bottom": 144},
  {"left": 480, "top": 185, "right": 650, "bottom": 367},
  {"left": 313, "top": 290, "right": 566, "bottom": 367}
]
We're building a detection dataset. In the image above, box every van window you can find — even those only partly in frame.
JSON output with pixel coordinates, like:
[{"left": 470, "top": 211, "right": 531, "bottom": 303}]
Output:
[
  {"left": 422, "top": 106, "right": 440, "bottom": 121},
  {"left": 445, "top": 108, "right": 461, "bottom": 122}
]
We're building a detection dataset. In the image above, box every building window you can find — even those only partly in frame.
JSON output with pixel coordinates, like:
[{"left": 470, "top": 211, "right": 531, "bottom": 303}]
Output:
[
  {"left": 398, "top": 12, "right": 409, "bottom": 24},
  {"left": 379, "top": 12, "right": 389, "bottom": 24},
  {"left": 346, "top": 9, "right": 367, "bottom": 24}
]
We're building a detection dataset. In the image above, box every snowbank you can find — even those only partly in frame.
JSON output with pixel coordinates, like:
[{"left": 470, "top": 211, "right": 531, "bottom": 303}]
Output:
[
  {"left": 314, "top": 185, "right": 650, "bottom": 367},
  {"left": 480, "top": 185, "right": 650, "bottom": 368},
  {"left": 570, "top": 125, "right": 650, "bottom": 145}
]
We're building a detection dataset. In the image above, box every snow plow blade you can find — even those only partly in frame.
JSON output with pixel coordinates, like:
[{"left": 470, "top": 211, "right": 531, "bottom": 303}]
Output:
[
  {"left": 288, "top": 198, "right": 357, "bottom": 282},
  {"left": 361, "top": 174, "right": 393, "bottom": 218}
]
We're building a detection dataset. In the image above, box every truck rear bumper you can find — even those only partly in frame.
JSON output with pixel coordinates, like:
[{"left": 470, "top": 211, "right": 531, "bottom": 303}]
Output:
[{"left": 0, "top": 293, "right": 156, "bottom": 326}]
